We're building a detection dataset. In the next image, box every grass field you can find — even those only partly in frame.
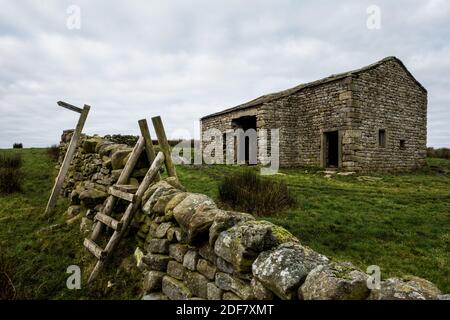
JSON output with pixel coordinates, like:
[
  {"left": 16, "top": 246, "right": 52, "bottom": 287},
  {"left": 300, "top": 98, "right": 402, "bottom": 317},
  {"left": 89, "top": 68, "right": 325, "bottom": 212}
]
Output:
[
  {"left": 0, "top": 148, "right": 141, "bottom": 299},
  {"left": 176, "top": 159, "right": 450, "bottom": 293},
  {"left": 0, "top": 148, "right": 449, "bottom": 299}
]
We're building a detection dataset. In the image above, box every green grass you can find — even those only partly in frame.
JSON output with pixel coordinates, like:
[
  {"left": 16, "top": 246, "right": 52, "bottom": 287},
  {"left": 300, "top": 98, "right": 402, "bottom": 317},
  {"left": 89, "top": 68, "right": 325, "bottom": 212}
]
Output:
[
  {"left": 0, "top": 148, "right": 142, "bottom": 299},
  {"left": 1, "top": 148, "right": 449, "bottom": 298},
  {"left": 177, "top": 160, "right": 450, "bottom": 293}
]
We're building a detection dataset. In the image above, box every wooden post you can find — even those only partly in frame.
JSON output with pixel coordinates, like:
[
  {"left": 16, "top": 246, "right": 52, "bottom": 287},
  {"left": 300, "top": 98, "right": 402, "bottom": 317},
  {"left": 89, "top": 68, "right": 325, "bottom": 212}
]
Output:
[
  {"left": 45, "top": 103, "right": 90, "bottom": 214},
  {"left": 151, "top": 116, "right": 177, "bottom": 178},
  {"left": 138, "top": 119, "right": 161, "bottom": 181}
]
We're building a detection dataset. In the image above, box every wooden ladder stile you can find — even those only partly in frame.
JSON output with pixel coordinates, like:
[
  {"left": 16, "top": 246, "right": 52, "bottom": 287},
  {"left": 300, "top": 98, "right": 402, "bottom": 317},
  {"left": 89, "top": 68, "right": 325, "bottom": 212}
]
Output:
[
  {"left": 83, "top": 117, "right": 177, "bottom": 284},
  {"left": 86, "top": 151, "right": 165, "bottom": 283}
]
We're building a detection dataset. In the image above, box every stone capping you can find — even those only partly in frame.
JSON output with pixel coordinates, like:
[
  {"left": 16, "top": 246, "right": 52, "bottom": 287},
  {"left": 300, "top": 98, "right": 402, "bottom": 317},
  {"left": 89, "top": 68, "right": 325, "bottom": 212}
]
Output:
[{"left": 59, "top": 133, "right": 444, "bottom": 300}]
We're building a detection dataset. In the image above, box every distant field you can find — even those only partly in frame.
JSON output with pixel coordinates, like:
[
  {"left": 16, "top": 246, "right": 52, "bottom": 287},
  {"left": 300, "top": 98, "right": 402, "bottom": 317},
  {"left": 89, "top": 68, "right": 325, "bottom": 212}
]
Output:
[
  {"left": 177, "top": 158, "right": 450, "bottom": 292},
  {"left": 0, "top": 148, "right": 449, "bottom": 299}
]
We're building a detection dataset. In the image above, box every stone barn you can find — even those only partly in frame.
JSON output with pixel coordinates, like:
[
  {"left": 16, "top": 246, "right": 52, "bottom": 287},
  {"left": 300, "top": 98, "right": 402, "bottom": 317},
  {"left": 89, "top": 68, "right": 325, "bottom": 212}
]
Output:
[{"left": 200, "top": 56, "right": 427, "bottom": 171}]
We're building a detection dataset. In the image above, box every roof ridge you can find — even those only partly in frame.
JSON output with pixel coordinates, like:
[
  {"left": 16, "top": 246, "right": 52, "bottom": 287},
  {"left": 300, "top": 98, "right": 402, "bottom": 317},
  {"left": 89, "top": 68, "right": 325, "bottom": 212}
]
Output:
[{"left": 201, "top": 56, "right": 425, "bottom": 120}]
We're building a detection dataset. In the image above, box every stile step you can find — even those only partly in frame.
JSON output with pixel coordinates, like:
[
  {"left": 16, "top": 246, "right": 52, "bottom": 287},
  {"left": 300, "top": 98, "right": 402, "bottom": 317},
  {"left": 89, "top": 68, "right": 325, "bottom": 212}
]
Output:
[
  {"left": 108, "top": 186, "right": 136, "bottom": 202},
  {"left": 83, "top": 238, "right": 107, "bottom": 260},
  {"left": 95, "top": 212, "right": 122, "bottom": 231},
  {"left": 113, "top": 184, "right": 139, "bottom": 194}
]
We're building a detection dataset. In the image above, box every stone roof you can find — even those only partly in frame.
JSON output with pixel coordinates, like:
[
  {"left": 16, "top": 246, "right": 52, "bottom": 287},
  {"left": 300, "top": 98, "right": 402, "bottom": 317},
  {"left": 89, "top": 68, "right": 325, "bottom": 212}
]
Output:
[{"left": 201, "top": 56, "right": 426, "bottom": 120}]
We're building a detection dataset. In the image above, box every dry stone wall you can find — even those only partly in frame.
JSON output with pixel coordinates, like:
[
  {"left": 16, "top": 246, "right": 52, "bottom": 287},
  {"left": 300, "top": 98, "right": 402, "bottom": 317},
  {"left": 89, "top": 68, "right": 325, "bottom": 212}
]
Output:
[{"left": 58, "top": 132, "right": 446, "bottom": 300}]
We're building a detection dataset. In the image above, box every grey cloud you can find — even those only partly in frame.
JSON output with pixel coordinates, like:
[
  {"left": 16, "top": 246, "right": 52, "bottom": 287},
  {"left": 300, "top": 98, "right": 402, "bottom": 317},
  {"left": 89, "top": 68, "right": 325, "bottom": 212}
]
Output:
[{"left": 0, "top": 0, "right": 449, "bottom": 148}]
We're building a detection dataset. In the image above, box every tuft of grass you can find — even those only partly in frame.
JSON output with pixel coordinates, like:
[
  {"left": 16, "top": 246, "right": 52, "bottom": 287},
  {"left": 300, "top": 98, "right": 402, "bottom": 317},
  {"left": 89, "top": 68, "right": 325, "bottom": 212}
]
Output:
[
  {"left": 218, "top": 169, "right": 295, "bottom": 215},
  {"left": 0, "top": 153, "right": 23, "bottom": 169},
  {"left": 0, "top": 252, "right": 17, "bottom": 300},
  {"left": 0, "top": 153, "right": 23, "bottom": 194}
]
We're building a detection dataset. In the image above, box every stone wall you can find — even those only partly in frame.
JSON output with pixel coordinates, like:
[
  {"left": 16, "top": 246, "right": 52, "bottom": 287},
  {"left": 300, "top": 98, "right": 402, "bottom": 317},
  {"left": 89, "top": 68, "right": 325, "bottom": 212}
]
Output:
[
  {"left": 352, "top": 59, "right": 427, "bottom": 171},
  {"left": 58, "top": 132, "right": 446, "bottom": 300}
]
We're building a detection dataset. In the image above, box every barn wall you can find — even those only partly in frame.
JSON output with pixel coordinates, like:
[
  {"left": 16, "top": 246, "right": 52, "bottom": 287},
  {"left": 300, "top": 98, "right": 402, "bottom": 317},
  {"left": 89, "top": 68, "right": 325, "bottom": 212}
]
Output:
[{"left": 352, "top": 59, "right": 427, "bottom": 171}]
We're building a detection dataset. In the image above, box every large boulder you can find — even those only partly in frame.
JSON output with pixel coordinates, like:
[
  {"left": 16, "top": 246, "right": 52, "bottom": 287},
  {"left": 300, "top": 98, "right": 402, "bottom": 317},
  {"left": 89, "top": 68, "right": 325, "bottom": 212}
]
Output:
[
  {"left": 172, "top": 194, "right": 218, "bottom": 244},
  {"left": 82, "top": 138, "right": 102, "bottom": 154},
  {"left": 142, "top": 181, "right": 180, "bottom": 216},
  {"left": 142, "top": 181, "right": 177, "bottom": 212},
  {"left": 209, "top": 211, "right": 254, "bottom": 246},
  {"left": 368, "top": 276, "right": 442, "bottom": 300},
  {"left": 214, "top": 221, "right": 298, "bottom": 273},
  {"left": 252, "top": 242, "right": 329, "bottom": 300},
  {"left": 79, "top": 188, "right": 107, "bottom": 208},
  {"left": 299, "top": 262, "right": 370, "bottom": 300},
  {"left": 111, "top": 148, "right": 133, "bottom": 170},
  {"left": 98, "top": 143, "right": 127, "bottom": 158}
]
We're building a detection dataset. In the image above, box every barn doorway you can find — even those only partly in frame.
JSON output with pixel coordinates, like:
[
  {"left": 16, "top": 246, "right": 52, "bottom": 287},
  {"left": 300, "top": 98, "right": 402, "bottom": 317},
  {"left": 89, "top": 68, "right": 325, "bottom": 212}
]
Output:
[
  {"left": 324, "top": 131, "right": 339, "bottom": 168},
  {"left": 231, "top": 116, "right": 257, "bottom": 164}
]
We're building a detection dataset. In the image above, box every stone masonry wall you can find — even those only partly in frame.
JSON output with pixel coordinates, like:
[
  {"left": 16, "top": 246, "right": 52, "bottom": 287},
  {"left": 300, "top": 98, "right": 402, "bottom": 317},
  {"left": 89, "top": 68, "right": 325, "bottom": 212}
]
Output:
[
  {"left": 59, "top": 132, "right": 446, "bottom": 300},
  {"left": 200, "top": 58, "right": 427, "bottom": 172},
  {"left": 351, "top": 59, "right": 427, "bottom": 171}
]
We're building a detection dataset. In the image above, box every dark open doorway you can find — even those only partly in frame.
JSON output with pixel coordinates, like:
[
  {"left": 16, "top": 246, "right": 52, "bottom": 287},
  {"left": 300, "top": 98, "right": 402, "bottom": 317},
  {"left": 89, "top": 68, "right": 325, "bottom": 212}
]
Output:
[
  {"left": 231, "top": 116, "right": 257, "bottom": 164},
  {"left": 324, "top": 131, "right": 339, "bottom": 168}
]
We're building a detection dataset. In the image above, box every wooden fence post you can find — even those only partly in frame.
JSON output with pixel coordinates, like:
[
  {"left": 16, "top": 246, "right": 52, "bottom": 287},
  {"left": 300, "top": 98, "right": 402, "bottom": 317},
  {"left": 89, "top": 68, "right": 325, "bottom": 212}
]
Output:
[
  {"left": 151, "top": 116, "right": 177, "bottom": 178},
  {"left": 139, "top": 119, "right": 161, "bottom": 181},
  {"left": 45, "top": 102, "right": 90, "bottom": 214}
]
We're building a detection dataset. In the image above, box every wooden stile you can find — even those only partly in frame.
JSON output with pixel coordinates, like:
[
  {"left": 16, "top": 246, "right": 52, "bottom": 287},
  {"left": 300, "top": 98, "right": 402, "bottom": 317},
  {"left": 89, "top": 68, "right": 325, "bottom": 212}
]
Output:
[
  {"left": 90, "top": 136, "right": 145, "bottom": 241},
  {"left": 87, "top": 152, "right": 165, "bottom": 283},
  {"left": 84, "top": 116, "right": 180, "bottom": 284}
]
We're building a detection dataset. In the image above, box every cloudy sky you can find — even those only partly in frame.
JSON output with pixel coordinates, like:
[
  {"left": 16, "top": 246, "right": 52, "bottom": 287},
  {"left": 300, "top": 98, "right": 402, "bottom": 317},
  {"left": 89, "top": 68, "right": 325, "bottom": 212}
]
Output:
[{"left": 0, "top": 0, "right": 449, "bottom": 148}]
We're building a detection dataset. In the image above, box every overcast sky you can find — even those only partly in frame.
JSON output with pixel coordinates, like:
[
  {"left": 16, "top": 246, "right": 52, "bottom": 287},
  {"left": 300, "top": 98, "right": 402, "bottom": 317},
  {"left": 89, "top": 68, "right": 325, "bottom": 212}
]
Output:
[{"left": 0, "top": 0, "right": 449, "bottom": 148}]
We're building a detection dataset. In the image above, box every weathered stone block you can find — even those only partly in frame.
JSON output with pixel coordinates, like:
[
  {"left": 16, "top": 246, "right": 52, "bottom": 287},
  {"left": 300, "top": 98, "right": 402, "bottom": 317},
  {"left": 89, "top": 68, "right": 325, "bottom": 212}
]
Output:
[
  {"left": 142, "top": 254, "right": 171, "bottom": 271},
  {"left": 169, "top": 243, "right": 189, "bottom": 263},
  {"left": 222, "top": 292, "right": 242, "bottom": 300},
  {"left": 207, "top": 282, "right": 223, "bottom": 300},
  {"left": 183, "top": 249, "right": 199, "bottom": 271},
  {"left": 142, "top": 181, "right": 176, "bottom": 213},
  {"left": 215, "top": 272, "right": 254, "bottom": 300},
  {"left": 184, "top": 270, "right": 209, "bottom": 299},
  {"left": 251, "top": 278, "right": 274, "bottom": 300},
  {"left": 252, "top": 242, "right": 327, "bottom": 300},
  {"left": 214, "top": 221, "right": 297, "bottom": 273},
  {"left": 162, "top": 276, "right": 192, "bottom": 300},
  {"left": 111, "top": 148, "right": 132, "bottom": 170},
  {"left": 79, "top": 188, "right": 107, "bottom": 209},
  {"left": 300, "top": 262, "right": 370, "bottom": 300},
  {"left": 173, "top": 194, "right": 218, "bottom": 244},
  {"left": 147, "top": 238, "right": 170, "bottom": 254},
  {"left": 143, "top": 271, "right": 165, "bottom": 293},
  {"left": 216, "top": 257, "right": 234, "bottom": 274},
  {"left": 197, "top": 259, "right": 217, "bottom": 280},
  {"left": 155, "top": 222, "right": 173, "bottom": 238},
  {"left": 198, "top": 242, "right": 217, "bottom": 264},
  {"left": 167, "top": 261, "right": 185, "bottom": 280},
  {"left": 142, "top": 293, "right": 169, "bottom": 300},
  {"left": 368, "top": 276, "right": 442, "bottom": 300},
  {"left": 209, "top": 210, "right": 254, "bottom": 246}
]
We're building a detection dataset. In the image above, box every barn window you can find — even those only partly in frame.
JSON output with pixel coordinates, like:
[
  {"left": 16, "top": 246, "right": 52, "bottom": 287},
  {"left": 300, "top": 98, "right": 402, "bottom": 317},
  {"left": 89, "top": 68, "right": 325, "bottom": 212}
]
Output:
[
  {"left": 400, "top": 139, "right": 406, "bottom": 149},
  {"left": 378, "top": 129, "right": 386, "bottom": 148}
]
